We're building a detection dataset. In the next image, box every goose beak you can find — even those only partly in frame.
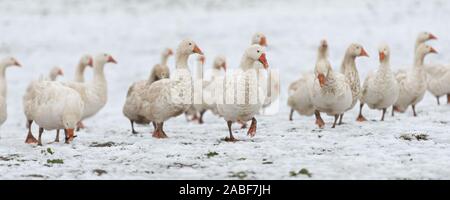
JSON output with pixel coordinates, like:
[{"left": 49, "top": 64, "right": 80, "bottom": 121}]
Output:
[
  {"left": 379, "top": 52, "right": 385, "bottom": 62},
  {"left": 430, "top": 47, "right": 438, "bottom": 54},
  {"left": 65, "top": 128, "right": 75, "bottom": 143},
  {"left": 258, "top": 53, "right": 269, "bottom": 69},
  {"left": 360, "top": 48, "right": 369, "bottom": 57},
  {"left": 58, "top": 69, "right": 64, "bottom": 76},
  {"left": 88, "top": 58, "right": 93, "bottom": 67},
  {"left": 318, "top": 73, "right": 326, "bottom": 87},
  {"left": 107, "top": 56, "right": 117, "bottom": 64},
  {"left": 429, "top": 33, "right": 437, "bottom": 40},
  {"left": 168, "top": 49, "right": 174, "bottom": 56},
  {"left": 260, "top": 36, "right": 267, "bottom": 47},
  {"left": 193, "top": 45, "right": 203, "bottom": 55}
]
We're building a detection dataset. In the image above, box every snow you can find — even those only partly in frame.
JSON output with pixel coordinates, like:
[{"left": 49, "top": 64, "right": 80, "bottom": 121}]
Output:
[{"left": 1, "top": 0, "right": 450, "bottom": 179}]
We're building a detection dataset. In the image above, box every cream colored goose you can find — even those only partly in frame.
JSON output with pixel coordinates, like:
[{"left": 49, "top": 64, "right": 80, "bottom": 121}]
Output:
[
  {"left": 252, "top": 32, "right": 268, "bottom": 47},
  {"left": 216, "top": 44, "right": 269, "bottom": 141},
  {"left": 62, "top": 53, "right": 117, "bottom": 127},
  {"left": 74, "top": 54, "right": 93, "bottom": 82},
  {"left": 393, "top": 44, "right": 437, "bottom": 116},
  {"left": 138, "top": 39, "right": 203, "bottom": 138},
  {"left": 23, "top": 66, "right": 64, "bottom": 143},
  {"left": 23, "top": 79, "right": 84, "bottom": 146},
  {"left": 337, "top": 43, "right": 369, "bottom": 124},
  {"left": 358, "top": 44, "right": 399, "bottom": 121},
  {"left": 426, "top": 64, "right": 450, "bottom": 104},
  {"left": 123, "top": 48, "right": 173, "bottom": 134},
  {"left": 310, "top": 40, "right": 352, "bottom": 128},
  {"left": 288, "top": 40, "right": 329, "bottom": 120},
  {"left": 0, "top": 57, "right": 21, "bottom": 128}
]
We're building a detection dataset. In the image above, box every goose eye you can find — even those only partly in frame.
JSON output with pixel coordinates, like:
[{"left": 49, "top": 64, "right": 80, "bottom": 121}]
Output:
[
  {"left": 257, "top": 50, "right": 260, "bottom": 53},
  {"left": 189, "top": 43, "right": 192, "bottom": 46}
]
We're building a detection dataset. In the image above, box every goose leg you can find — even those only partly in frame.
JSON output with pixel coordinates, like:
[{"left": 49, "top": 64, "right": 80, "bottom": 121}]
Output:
[
  {"left": 160, "top": 122, "right": 168, "bottom": 138},
  {"left": 152, "top": 122, "right": 167, "bottom": 139},
  {"left": 25, "top": 120, "right": 38, "bottom": 144},
  {"left": 239, "top": 121, "right": 247, "bottom": 129},
  {"left": 331, "top": 115, "right": 339, "bottom": 128},
  {"left": 381, "top": 108, "right": 387, "bottom": 121},
  {"left": 314, "top": 110, "right": 325, "bottom": 129},
  {"left": 198, "top": 110, "right": 206, "bottom": 124},
  {"left": 338, "top": 114, "right": 344, "bottom": 125},
  {"left": 76, "top": 121, "right": 85, "bottom": 131},
  {"left": 54, "top": 129, "right": 60, "bottom": 143},
  {"left": 37, "top": 127, "right": 44, "bottom": 146},
  {"left": 289, "top": 109, "right": 294, "bottom": 121},
  {"left": 391, "top": 106, "right": 395, "bottom": 117},
  {"left": 356, "top": 103, "right": 367, "bottom": 122},
  {"left": 247, "top": 118, "right": 257, "bottom": 137},
  {"left": 130, "top": 120, "right": 137, "bottom": 134},
  {"left": 412, "top": 105, "right": 417, "bottom": 117},
  {"left": 447, "top": 94, "right": 450, "bottom": 104},
  {"left": 437, "top": 96, "right": 440, "bottom": 105},
  {"left": 225, "top": 121, "right": 237, "bottom": 142}
]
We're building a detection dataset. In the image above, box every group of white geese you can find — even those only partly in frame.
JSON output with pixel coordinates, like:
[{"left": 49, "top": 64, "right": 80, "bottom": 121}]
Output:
[{"left": 0, "top": 32, "right": 448, "bottom": 146}]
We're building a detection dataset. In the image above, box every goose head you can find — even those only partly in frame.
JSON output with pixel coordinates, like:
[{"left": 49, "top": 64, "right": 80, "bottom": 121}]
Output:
[
  {"left": 80, "top": 54, "right": 94, "bottom": 68},
  {"left": 416, "top": 43, "right": 438, "bottom": 57},
  {"left": 94, "top": 53, "right": 117, "bottom": 67},
  {"left": 318, "top": 39, "right": 329, "bottom": 57},
  {"left": 49, "top": 66, "right": 64, "bottom": 81},
  {"left": 245, "top": 44, "right": 269, "bottom": 69},
  {"left": 315, "top": 40, "right": 331, "bottom": 87},
  {"left": 0, "top": 56, "right": 21, "bottom": 69},
  {"left": 177, "top": 39, "right": 203, "bottom": 56},
  {"left": 62, "top": 114, "right": 80, "bottom": 142},
  {"left": 252, "top": 32, "right": 267, "bottom": 47},
  {"left": 213, "top": 55, "right": 227, "bottom": 71},
  {"left": 346, "top": 43, "right": 369, "bottom": 58},
  {"left": 417, "top": 32, "right": 437, "bottom": 43},
  {"left": 163, "top": 48, "right": 174, "bottom": 57},
  {"left": 378, "top": 43, "right": 390, "bottom": 63}
]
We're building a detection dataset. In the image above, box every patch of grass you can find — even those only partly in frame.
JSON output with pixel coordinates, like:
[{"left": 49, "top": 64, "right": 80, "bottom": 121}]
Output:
[
  {"left": 46, "top": 148, "right": 54, "bottom": 155},
  {"left": 290, "top": 168, "right": 312, "bottom": 178},
  {"left": 89, "top": 141, "right": 116, "bottom": 147},
  {"left": 400, "top": 133, "right": 429, "bottom": 141},
  {"left": 93, "top": 169, "right": 107, "bottom": 176},
  {"left": 205, "top": 151, "right": 219, "bottom": 158},
  {"left": 262, "top": 161, "right": 273, "bottom": 164},
  {"left": 47, "top": 159, "right": 64, "bottom": 164},
  {"left": 229, "top": 171, "right": 248, "bottom": 180},
  {"left": 237, "top": 157, "right": 247, "bottom": 161}
]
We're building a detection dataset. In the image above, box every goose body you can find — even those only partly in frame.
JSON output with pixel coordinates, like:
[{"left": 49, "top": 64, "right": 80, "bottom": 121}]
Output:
[
  {"left": 123, "top": 48, "right": 172, "bottom": 133},
  {"left": 0, "top": 57, "right": 21, "bottom": 127}
]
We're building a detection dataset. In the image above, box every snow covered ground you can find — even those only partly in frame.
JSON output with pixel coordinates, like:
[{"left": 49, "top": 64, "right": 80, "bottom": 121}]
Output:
[{"left": 1, "top": 0, "right": 450, "bottom": 179}]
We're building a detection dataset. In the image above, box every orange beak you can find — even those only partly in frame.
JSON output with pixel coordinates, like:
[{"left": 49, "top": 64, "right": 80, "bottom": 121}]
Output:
[
  {"left": 379, "top": 52, "right": 385, "bottom": 62},
  {"left": 58, "top": 69, "right": 64, "bottom": 76},
  {"left": 430, "top": 47, "right": 438, "bottom": 54},
  {"left": 168, "top": 49, "right": 174, "bottom": 56},
  {"left": 88, "top": 58, "right": 93, "bottom": 67},
  {"left": 258, "top": 53, "right": 269, "bottom": 69},
  {"left": 260, "top": 36, "right": 267, "bottom": 47},
  {"left": 429, "top": 33, "right": 437, "bottom": 40},
  {"left": 107, "top": 56, "right": 117, "bottom": 64},
  {"left": 193, "top": 45, "right": 204, "bottom": 55},
  {"left": 65, "top": 128, "right": 75, "bottom": 143},
  {"left": 318, "top": 73, "right": 326, "bottom": 87},
  {"left": 360, "top": 48, "right": 369, "bottom": 57}
]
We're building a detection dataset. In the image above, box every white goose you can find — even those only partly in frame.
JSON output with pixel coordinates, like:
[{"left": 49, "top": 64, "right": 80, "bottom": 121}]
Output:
[
  {"left": 251, "top": 32, "right": 268, "bottom": 47},
  {"left": 138, "top": 39, "right": 203, "bottom": 138},
  {"left": 310, "top": 40, "right": 352, "bottom": 128},
  {"left": 288, "top": 40, "right": 328, "bottom": 121},
  {"left": 426, "top": 64, "right": 450, "bottom": 105},
  {"left": 393, "top": 44, "right": 437, "bottom": 116},
  {"left": 358, "top": 44, "right": 399, "bottom": 121},
  {"left": 216, "top": 44, "right": 269, "bottom": 141},
  {"left": 23, "top": 66, "right": 64, "bottom": 143},
  {"left": 0, "top": 57, "right": 21, "bottom": 128},
  {"left": 337, "top": 43, "right": 369, "bottom": 124},
  {"left": 62, "top": 53, "right": 117, "bottom": 128},
  {"left": 24, "top": 79, "right": 84, "bottom": 146},
  {"left": 74, "top": 54, "right": 93, "bottom": 82},
  {"left": 123, "top": 48, "right": 172, "bottom": 134}
]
